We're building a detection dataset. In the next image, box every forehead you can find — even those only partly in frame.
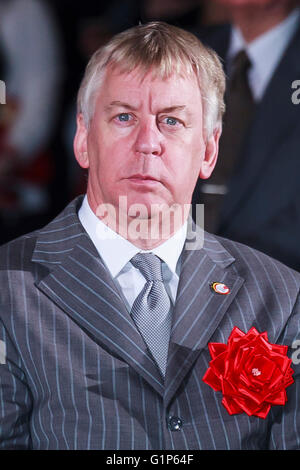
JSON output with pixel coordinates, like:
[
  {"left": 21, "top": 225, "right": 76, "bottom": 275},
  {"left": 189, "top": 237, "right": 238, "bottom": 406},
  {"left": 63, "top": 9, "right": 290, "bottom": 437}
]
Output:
[{"left": 96, "top": 66, "right": 202, "bottom": 109}]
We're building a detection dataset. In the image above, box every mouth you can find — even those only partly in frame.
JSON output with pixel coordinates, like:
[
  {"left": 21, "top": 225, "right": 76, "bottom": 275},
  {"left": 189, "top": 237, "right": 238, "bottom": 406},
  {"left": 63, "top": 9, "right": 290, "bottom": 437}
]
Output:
[{"left": 127, "top": 174, "right": 161, "bottom": 184}]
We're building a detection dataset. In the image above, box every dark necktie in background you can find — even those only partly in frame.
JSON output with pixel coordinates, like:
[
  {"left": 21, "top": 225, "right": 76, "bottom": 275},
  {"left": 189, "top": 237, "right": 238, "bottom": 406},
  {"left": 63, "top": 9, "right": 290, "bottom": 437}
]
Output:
[
  {"left": 201, "top": 49, "right": 256, "bottom": 233},
  {"left": 130, "top": 253, "right": 172, "bottom": 377}
]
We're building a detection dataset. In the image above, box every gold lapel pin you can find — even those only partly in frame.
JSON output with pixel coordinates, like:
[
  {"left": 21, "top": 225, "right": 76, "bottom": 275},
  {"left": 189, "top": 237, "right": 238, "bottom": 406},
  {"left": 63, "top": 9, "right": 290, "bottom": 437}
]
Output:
[{"left": 210, "top": 282, "right": 230, "bottom": 295}]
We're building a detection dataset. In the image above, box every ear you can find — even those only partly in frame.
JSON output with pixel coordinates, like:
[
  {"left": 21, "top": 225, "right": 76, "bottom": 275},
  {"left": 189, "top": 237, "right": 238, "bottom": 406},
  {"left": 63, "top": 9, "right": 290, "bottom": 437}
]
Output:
[
  {"left": 73, "top": 113, "right": 90, "bottom": 169},
  {"left": 199, "top": 127, "right": 221, "bottom": 179}
]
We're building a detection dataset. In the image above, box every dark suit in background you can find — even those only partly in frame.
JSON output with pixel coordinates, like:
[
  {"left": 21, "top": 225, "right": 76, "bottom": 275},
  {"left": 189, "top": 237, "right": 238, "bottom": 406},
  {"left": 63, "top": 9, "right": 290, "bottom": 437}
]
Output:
[{"left": 193, "top": 19, "right": 300, "bottom": 272}]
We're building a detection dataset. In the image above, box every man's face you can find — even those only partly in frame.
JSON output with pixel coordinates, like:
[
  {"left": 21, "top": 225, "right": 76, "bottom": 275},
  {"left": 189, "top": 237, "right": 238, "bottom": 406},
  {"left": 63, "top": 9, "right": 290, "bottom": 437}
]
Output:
[{"left": 74, "top": 66, "right": 219, "bottom": 218}]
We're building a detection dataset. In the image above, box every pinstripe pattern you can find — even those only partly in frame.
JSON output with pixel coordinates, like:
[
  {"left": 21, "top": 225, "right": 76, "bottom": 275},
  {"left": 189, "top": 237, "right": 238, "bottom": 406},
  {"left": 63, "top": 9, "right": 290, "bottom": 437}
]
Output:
[{"left": 0, "top": 196, "right": 299, "bottom": 449}]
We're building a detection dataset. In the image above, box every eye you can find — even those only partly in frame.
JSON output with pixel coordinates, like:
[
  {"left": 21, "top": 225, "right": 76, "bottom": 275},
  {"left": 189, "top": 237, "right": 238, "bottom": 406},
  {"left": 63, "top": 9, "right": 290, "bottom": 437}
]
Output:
[
  {"left": 161, "top": 116, "right": 183, "bottom": 128},
  {"left": 116, "top": 113, "right": 132, "bottom": 122},
  {"left": 165, "top": 117, "right": 178, "bottom": 126}
]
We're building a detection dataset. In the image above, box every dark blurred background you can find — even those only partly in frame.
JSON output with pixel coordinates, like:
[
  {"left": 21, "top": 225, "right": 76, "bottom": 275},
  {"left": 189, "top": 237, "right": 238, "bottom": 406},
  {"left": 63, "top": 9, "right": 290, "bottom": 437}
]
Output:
[{"left": 0, "top": 0, "right": 299, "bottom": 271}]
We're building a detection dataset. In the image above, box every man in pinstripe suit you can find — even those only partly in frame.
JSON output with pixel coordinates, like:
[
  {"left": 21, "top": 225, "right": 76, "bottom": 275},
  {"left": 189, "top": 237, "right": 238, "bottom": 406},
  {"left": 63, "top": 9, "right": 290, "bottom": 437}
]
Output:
[{"left": 0, "top": 22, "right": 299, "bottom": 450}]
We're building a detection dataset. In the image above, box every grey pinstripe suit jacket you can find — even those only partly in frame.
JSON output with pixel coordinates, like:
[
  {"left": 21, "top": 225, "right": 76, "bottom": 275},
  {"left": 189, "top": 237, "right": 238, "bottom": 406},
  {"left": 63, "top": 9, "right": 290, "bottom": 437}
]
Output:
[{"left": 0, "top": 196, "right": 299, "bottom": 450}]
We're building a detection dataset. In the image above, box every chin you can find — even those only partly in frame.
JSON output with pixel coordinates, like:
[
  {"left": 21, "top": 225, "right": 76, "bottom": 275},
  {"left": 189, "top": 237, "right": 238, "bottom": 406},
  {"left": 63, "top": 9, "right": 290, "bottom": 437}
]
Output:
[{"left": 127, "top": 200, "right": 164, "bottom": 219}]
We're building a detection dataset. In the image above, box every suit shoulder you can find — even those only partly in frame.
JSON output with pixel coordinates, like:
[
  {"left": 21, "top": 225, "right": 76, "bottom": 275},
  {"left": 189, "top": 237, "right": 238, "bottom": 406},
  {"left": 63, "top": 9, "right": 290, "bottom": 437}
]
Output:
[
  {"left": 215, "top": 234, "right": 300, "bottom": 293},
  {"left": 0, "top": 230, "right": 39, "bottom": 272},
  {"left": 0, "top": 197, "right": 83, "bottom": 272}
]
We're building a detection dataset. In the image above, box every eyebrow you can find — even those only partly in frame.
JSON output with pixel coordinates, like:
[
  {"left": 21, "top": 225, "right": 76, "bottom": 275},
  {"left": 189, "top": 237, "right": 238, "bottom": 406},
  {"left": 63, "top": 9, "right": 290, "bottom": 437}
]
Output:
[
  {"left": 159, "top": 105, "right": 187, "bottom": 113},
  {"left": 104, "top": 101, "right": 139, "bottom": 112},
  {"left": 104, "top": 101, "right": 188, "bottom": 114}
]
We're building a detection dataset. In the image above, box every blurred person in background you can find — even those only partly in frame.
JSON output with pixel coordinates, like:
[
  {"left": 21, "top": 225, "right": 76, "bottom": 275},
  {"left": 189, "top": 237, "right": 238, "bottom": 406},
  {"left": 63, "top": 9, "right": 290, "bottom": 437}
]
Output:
[
  {"left": 193, "top": 0, "right": 300, "bottom": 271},
  {"left": 0, "top": 0, "right": 62, "bottom": 244}
]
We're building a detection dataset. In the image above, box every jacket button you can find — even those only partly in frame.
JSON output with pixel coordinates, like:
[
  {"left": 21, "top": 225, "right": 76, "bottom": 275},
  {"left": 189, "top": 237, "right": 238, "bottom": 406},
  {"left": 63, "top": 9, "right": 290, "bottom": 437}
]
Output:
[{"left": 167, "top": 416, "right": 183, "bottom": 431}]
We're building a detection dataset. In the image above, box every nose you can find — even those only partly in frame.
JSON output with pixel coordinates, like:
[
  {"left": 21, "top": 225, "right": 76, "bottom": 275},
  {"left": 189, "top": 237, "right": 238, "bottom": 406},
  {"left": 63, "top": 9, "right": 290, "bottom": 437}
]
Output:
[{"left": 134, "top": 120, "right": 162, "bottom": 157}]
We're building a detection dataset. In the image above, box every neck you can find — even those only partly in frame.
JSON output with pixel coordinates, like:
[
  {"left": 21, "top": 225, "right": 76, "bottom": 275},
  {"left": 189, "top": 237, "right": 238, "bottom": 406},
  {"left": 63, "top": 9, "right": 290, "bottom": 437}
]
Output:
[
  {"left": 88, "top": 194, "right": 189, "bottom": 250},
  {"left": 118, "top": 217, "right": 185, "bottom": 250},
  {"left": 230, "top": 2, "right": 297, "bottom": 43}
]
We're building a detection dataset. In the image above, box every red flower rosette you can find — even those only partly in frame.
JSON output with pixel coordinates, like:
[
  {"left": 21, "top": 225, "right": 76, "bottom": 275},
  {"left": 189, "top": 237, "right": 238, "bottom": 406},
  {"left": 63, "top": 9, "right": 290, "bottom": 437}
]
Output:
[{"left": 202, "top": 326, "right": 294, "bottom": 418}]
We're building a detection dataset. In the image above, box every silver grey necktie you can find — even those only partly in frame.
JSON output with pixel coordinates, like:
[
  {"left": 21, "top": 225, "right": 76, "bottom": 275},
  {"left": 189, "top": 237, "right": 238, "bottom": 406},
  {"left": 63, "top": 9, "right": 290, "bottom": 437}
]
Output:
[{"left": 130, "top": 253, "right": 172, "bottom": 376}]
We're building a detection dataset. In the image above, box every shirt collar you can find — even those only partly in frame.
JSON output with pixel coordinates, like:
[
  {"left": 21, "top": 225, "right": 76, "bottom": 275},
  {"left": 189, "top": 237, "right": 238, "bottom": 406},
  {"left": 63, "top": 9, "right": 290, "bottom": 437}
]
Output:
[
  {"left": 228, "top": 7, "right": 300, "bottom": 79},
  {"left": 78, "top": 195, "right": 187, "bottom": 278}
]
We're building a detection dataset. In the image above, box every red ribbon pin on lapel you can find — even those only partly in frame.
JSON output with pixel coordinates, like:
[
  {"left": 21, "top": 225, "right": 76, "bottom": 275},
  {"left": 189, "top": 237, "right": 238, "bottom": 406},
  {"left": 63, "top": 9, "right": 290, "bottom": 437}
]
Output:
[{"left": 210, "top": 282, "right": 230, "bottom": 295}]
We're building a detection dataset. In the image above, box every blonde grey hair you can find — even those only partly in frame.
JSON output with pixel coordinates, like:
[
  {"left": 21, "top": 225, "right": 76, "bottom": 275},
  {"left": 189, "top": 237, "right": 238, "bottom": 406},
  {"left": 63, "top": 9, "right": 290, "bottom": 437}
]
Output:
[{"left": 77, "top": 21, "right": 225, "bottom": 137}]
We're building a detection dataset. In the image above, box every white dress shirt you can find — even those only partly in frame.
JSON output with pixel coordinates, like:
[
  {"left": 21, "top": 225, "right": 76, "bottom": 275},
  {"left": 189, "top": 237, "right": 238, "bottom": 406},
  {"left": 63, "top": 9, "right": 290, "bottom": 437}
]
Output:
[
  {"left": 227, "top": 7, "right": 300, "bottom": 101},
  {"left": 78, "top": 196, "right": 187, "bottom": 311}
]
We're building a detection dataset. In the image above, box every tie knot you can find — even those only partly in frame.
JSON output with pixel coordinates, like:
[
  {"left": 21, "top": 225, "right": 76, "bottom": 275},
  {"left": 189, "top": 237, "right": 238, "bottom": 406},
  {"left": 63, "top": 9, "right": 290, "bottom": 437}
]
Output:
[
  {"left": 131, "top": 253, "right": 163, "bottom": 282},
  {"left": 228, "top": 50, "right": 253, "bottom": 95},
  {"left": 232, "top": 49, "right": 252, "bottom": 75}
]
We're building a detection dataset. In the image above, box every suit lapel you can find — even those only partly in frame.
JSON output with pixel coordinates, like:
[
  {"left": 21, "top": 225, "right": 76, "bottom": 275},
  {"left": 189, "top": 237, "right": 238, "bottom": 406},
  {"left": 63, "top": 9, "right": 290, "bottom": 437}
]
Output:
[
  {"left": 219, "top": 22, "right": 300, "bottom": 228},
  {"left": 164, "top": 230, "right": 244, "bottom": 408},
  {"left": 32, "top": 199, "right": 245, "bottom": 403},
  {"left": 32, "top": 197, "right": 164, "bottom": 396}
]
